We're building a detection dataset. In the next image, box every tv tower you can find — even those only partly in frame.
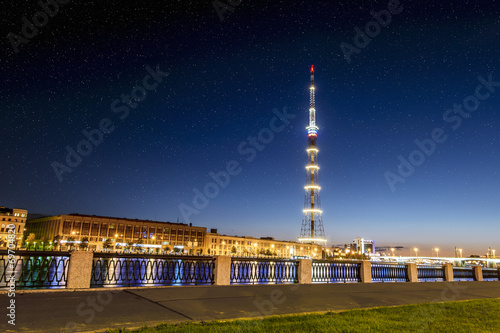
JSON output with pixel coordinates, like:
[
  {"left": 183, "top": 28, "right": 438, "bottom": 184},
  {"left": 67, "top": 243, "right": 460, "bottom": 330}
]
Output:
[{"left": 299, "top": 65, "right": 326, "bottom": 245}]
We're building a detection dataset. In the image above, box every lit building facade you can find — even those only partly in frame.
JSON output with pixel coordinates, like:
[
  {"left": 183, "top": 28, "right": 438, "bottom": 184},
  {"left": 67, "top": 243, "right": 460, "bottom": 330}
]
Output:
[
  {"left": 349, "top": 237, "right": 375, "bottom": 254},
  {"left": 0, "top": 206, "right": 27, "bottom": 248},
  {"left": 206, "top": 231, "right": 322, "bottom": 258},
  {"left": 25, "top": 214, "right": 206, "bottom": 252}
]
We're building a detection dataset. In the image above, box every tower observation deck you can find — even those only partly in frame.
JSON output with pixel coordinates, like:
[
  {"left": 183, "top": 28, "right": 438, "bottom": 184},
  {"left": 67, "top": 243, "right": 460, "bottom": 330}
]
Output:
[{"left": 298, "top": 65, "right": 326, "bottom": 245}]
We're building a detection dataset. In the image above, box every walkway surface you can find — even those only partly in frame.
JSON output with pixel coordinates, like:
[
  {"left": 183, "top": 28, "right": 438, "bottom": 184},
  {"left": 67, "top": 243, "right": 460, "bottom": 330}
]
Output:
[{"left": 2, "top": 281, "right": 500, "bottom": 332}]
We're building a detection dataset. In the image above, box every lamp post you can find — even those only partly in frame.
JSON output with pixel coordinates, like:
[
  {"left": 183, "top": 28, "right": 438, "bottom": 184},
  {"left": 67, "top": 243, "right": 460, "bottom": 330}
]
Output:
[
  {"left": 459, "top": 248, "right": 463, "bottom": 258},
  {"left": 391, "top": 248, "right": 395, "bottom": 256},
  {"left": 435, "top": 248, "right": 439, "bottom": 257},
  {"left": 414, "top": 248, "right": 418, "bottom": 257}
]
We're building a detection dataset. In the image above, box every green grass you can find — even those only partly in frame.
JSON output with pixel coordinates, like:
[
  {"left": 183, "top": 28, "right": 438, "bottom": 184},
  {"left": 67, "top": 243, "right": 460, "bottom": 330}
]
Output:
[{"left": 106, "top": 298, "right": 500, "bottom": 333}]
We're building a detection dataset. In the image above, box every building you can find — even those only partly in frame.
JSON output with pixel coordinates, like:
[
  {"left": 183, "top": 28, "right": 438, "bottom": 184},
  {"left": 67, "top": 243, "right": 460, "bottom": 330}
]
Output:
[
  {"left": 348, "top": 237, "right": 375, "bottom": 255},
  {"left": 0, "top": 206, "right": 27, "bottom": 248},
  {"left": 206, "top": 230, "right": 322, "bottom": 258},
  {"left": 299, "top": 65, "right": 326, "bottom": 245},
  {"left": 25, "top": 214, "right": 206, "bottom": 252}
]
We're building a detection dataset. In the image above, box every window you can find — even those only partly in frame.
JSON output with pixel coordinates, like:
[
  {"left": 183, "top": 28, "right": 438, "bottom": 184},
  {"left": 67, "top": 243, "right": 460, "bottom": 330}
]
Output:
[
  {"left": 118, "top": 224, "right": 125, "bottom": 237},
  {"left": 125, "top": 225, "right": 133, "bottom": 238},
  {"left": 0, "top": 224, "right": 4, "bottom": 232},
  {"left": 99, "top": 223, "right": 108, "bottom": 237},
  {"left": 73, "top": 221, "right": 81, "bottom": 235},
  {"left": 62, "top": 221, "right": 71, "bottom": 235},
  {"left": 82, "top": 222, "right": 90, "bottom": 235},
  {"left": 134, "top": 226, "right": 141, "bottom": 239},
  {"left": 91, "top": 223, "right": 99, "bottom": 236}
]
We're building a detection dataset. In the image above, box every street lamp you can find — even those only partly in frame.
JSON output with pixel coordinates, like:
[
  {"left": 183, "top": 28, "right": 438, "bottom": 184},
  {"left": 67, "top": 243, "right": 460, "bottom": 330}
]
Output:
[
  {"left": 435, "top": 248, "right": 439, "bottom": 257},
  {"left": 414, "top": 248, "right": 418, "bottom": 257},
  {"left": 391, "top": 248, "right": 395, "bottom": 256},
  {"left": 459, "top": 248, "right": 463, "bottom": 258}
]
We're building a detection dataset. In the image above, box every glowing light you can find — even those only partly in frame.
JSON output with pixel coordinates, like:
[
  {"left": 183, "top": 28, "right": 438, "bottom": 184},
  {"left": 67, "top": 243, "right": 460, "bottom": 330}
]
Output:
[
  {"left": 303, "top": 209, "right": 322, "bottom": 213},
  {"left": 310, "top": 65, "right": 314, "bottom": 73},
  {"left": 306, "top": 165, "right": 319, "bottom": 170},
  {"left": 298, "top": 237, "right": 327, "bottom": 244},
  {"left": 307, "top": 148, "right": 318, "bottom": 153},
  {"left": 304, "top": 185, "right": 321, "bottom": 190}
]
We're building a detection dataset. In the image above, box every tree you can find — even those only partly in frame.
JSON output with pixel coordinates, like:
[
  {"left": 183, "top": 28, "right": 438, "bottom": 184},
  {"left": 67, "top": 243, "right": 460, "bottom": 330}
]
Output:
[
  {"left": 67, "top": 236, "right": 75, "bottom": 250},
  {"left": 102, "top": 239, "right": 113, "bottom": 251},
  {"left": 79, "top": 237, "right": 89, "bottom": 250},
  {"left": 41, "top": 236, "right": 50, "bottom": 251},
  {"left": 136, "top": 239, "right": 143, "bottom": 252},
  {"left": 173, "top": 247, "right": 181, "bottom": 253},
  {"left": 265, "top": 249, "right": 272, "bottom": 256},
  {"left": 26, "top": 233, "right": 35, "bottom": 249},
  {"left": 231, "top": 246, "right": 237, "bottom": 255},
  {"left": 52, "top": 235, "right": 62, "bottom": 251},
  {"left": 126, "top": 241, "right": 134, "bottom": 252}
]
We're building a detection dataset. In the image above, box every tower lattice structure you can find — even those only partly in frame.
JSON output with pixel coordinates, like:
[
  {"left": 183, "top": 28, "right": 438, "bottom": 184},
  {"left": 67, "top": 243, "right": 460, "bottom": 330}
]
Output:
[{"left": 299, "top": 65, "right": 326, "bottom": 245}]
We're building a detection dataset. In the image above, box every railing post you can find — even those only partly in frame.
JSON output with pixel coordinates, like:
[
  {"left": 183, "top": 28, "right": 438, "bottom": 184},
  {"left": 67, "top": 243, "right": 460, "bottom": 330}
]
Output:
[
  {"left": 214, "top": 255, "right": 231, "bottom": 285},
  {"left": 443, "top": 263, "right": 454, "bottom": 282},
  {"left": 405, "top": 262, "right": 418, "bottom": 282},
  {"left": 67, "top": 251, "right": 94, "bottom": 289},
  {"left": 360, "top": 261, "right": 372, "bottom": 283},
  {"left": 472, "top": 266, "right": 483, "bottom": 281},
  {"left": 297, "top": 259, "right": 312, "bottom": 284}
]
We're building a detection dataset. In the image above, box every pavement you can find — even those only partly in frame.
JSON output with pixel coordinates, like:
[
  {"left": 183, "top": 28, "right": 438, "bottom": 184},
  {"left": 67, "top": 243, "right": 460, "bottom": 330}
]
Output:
[{"left": 2, "top": 281, "right": 500, "bottom": 332}]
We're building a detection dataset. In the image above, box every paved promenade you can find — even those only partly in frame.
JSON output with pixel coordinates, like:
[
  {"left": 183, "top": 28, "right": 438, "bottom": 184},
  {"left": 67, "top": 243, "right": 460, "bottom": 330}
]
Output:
[{"left": 2, "top": 281, "right": 500, "bottom": 332}]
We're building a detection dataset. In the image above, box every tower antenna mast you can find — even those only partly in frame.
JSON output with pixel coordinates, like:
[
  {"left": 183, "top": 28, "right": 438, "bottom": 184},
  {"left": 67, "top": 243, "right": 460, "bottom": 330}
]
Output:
[{"left": 299, "top": 65, "right": 326, "bottom": 245}]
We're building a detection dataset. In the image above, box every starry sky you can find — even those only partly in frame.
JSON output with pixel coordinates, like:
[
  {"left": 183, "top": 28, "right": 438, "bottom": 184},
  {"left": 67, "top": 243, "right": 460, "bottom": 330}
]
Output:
[{"left": 1, "top": 1, "right": 499, "bottom": 256}]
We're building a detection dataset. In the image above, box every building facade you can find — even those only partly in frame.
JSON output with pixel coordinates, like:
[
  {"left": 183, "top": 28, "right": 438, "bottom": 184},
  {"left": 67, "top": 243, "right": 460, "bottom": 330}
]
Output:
[
  {"left": 0, "top": 206, "right": 27, "bottom": 248},
  {"left": 206, "top": 231, "right": 322, "bottom": 259},
  {"left": 25, "top": 214, "right": 206, "bottom": 252},
  {"left": 348, "top": 237, "right": 375, "bottom": 255}
]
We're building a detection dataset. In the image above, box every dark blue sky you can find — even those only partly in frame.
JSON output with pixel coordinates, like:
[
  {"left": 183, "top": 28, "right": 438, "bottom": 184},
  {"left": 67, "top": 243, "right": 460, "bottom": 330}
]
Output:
[{"left": 1, "top": 1, "right": 499, "bottom": 256}]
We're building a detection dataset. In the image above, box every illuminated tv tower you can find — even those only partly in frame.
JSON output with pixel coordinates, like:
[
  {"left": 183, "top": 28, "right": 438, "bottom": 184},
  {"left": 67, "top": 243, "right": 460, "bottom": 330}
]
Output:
[{"left": 298, "top": 65, "right": 326, "bottom": 245}]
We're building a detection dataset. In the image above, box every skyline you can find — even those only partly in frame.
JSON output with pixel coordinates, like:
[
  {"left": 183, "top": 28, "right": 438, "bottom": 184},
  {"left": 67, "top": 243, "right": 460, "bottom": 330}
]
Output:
[{"left": 1, "top": 1, "right": 500, "bottom": 257}]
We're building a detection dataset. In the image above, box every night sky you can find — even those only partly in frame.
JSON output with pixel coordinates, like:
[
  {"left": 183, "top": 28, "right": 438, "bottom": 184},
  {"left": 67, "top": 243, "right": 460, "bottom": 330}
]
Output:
[{"left": 1, "top": 1, "right": 499, "bottom": 256}]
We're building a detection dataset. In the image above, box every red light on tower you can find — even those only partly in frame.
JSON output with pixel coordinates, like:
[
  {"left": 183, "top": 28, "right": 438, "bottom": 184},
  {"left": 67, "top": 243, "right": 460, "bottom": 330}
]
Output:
[{"left": 310, "top": 65, "right": 314, "bottom": 73}]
